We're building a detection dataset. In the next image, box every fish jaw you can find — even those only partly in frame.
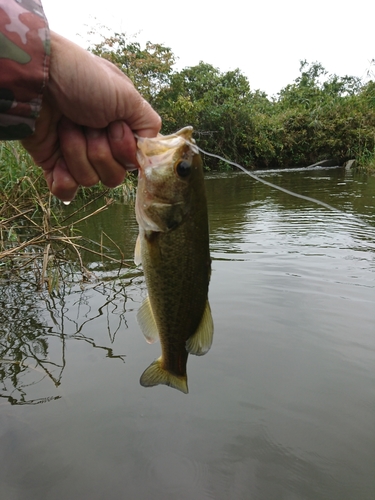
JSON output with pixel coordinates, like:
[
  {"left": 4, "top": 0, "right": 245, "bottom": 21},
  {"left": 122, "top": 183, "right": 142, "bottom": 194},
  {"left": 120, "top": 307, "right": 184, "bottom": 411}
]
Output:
[
  {"left": 136, "top": 127, "right": 198, "bottom": 166},
  {"left": 135, "top": 127, "right": 199, "bottom": 233}
]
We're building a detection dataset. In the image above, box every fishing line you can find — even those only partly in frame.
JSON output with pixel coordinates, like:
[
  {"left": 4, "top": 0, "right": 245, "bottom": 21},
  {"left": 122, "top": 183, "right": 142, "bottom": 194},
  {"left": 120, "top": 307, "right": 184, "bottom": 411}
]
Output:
[
  {"left": 197, "top": 146, "right": 375, "bottom": 235},
  {"left": 197, "top": 146, "right": 345, "bottom": 214},
  {"left": 136, "top": 131, "right": 372, "bottom": 230}
]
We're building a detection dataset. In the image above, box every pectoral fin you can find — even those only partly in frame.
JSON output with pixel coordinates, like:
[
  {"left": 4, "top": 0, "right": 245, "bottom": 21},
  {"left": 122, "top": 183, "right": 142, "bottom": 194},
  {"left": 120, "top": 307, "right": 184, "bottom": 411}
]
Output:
[
  {"left": 186, "top": 301, "right": 214, "bottom": 356},
  {"left": 137, "top": 296, "right": 159, "bottom": 344},
  {"left": 134, "top": 233, "right": 142, "bottom": 266}
]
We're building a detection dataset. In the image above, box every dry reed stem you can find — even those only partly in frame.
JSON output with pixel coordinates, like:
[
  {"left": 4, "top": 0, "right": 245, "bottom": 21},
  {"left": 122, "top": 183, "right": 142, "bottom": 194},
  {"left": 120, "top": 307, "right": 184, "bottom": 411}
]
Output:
[{"left": 0, "top": 189, "right": 129, "bottom": 288}]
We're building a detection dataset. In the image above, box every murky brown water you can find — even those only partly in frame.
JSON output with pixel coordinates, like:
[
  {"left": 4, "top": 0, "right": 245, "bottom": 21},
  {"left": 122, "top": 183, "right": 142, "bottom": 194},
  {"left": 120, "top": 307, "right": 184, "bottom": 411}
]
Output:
[{"left": 1, "top": 167, "right": 374, "bottom": 499}]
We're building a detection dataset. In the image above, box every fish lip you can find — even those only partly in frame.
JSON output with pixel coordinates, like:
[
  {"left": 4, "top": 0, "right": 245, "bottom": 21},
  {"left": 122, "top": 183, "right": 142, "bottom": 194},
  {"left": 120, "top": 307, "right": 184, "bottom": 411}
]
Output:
[{"left": 136, "top": 127, "right": 198, "bottom": 171}]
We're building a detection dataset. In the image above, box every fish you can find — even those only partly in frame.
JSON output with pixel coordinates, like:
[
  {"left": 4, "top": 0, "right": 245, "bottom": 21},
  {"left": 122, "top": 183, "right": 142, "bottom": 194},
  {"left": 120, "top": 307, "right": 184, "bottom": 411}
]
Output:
[{"left": 134, "top": 126, "right": 213, "bottom": 394}]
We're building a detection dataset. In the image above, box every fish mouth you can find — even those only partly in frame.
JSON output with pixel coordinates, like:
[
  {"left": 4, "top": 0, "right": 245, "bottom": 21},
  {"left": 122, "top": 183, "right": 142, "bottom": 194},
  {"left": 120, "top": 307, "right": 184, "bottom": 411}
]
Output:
[
  {"left": 136, "top": 127, "right": 198, "bottom": 171},
  {"left": 135, "top": 126, "right": 199, "bottom": 232}
]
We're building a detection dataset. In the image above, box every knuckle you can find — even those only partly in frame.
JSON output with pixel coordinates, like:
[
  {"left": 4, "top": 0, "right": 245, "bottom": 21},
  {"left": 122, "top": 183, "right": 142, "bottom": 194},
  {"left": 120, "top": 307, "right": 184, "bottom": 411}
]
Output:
[
  {"left": 80, "top": 174, "right": 100, "bottom": 187},
  {"left": 154, "top": 113, "right": 162, "bottom": 132},
  {"left": 87, "top": 145, "right": 108, "bottom": 165},
  {"left": 102, "top": 171, "right": 126, "bottom": 188}
]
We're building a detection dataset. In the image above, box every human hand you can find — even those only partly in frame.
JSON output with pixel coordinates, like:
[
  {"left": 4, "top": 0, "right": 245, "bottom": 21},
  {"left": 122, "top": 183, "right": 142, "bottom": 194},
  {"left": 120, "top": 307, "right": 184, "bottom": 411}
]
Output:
[{"left": 21, "top": 32, "right": 161, "bottom": 201}]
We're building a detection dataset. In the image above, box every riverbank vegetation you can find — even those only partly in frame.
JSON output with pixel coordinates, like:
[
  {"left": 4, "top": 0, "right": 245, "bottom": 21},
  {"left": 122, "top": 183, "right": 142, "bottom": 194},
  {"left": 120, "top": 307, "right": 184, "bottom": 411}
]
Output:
[
  {"left": 1, "top": 30, "right": 374, "bottom": 287},
  {"left": 2, "top": 30, "right": 374, "bottom": 193},
  {"left": 91, "top": 31, "right": 375, "bottom": 171},
  {"left": 0, "top": 142, "right": 133, "bottom": 287}
]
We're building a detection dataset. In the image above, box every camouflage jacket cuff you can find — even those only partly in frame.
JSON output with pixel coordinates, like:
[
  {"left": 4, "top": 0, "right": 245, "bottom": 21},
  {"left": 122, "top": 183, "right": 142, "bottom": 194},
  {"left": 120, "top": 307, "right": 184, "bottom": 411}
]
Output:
[{"left": 0, "top": 0, "right": 50, "bottom": 140}]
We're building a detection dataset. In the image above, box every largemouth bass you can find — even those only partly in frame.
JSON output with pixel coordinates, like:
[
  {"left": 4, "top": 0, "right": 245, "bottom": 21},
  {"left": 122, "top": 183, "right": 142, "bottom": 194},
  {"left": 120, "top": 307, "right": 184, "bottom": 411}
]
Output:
[{"left": 135, "top": 126, "right": 213, "bottom": 394}]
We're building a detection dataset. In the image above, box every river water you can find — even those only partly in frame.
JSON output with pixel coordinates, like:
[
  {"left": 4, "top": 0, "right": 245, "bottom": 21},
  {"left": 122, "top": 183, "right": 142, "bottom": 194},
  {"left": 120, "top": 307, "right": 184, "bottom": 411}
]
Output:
[{"left": 0, "top": 167, "right": 374, "bottom": 499}]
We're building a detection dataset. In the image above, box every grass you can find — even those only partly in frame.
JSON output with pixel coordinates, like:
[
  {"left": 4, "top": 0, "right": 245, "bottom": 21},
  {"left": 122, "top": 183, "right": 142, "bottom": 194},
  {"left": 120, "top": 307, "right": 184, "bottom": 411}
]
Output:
[
  {"left": 2, "top": 136, "right": 373, "bottom": 291},
  {"left": 357, "top": 148, "right": 375, "bottom": 173},
  {"left": 0, "top": 142, "right": 137, "bottom": 290}
]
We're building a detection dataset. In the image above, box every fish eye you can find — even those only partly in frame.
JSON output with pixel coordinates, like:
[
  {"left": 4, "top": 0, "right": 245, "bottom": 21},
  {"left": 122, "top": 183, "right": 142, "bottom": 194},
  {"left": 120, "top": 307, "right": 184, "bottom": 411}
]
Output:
[{"left": 175, "top": 160, "right": 191, "bottom": 178}]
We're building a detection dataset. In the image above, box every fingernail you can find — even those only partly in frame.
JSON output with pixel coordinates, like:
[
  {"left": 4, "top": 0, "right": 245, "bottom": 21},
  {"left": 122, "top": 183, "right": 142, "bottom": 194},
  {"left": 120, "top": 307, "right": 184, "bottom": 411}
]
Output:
[{"left": 109, "top": 121, "right": 124, "bottom": 140}]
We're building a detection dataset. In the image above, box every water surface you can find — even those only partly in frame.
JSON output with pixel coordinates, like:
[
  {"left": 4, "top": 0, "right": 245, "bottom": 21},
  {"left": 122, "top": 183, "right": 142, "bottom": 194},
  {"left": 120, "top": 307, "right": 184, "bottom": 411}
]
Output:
[{"left": 1, "top": 167, "right": 374, "bottom": 499}]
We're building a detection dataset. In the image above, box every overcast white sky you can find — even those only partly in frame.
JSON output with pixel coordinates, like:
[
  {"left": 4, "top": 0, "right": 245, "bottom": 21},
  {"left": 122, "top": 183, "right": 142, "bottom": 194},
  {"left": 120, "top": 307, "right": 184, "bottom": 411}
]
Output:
[{"left": 42, "top": 0, "right": 374, "bottom": 97}]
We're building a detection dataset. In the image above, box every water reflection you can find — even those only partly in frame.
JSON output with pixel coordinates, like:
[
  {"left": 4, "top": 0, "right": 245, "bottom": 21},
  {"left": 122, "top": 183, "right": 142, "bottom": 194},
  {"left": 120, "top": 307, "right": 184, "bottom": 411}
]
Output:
[
  {"left": 0, "top": 273, "right": 141, "bottom": 405},
  {"left": 1, "top": 166, "right": 374, "bottom": 499},
  {"left": 207, "top": 169, "right": 375, "bottom": 263}
]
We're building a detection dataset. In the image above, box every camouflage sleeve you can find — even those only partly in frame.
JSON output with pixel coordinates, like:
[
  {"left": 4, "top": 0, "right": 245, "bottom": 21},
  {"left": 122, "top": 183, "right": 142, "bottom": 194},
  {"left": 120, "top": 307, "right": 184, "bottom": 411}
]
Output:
[{"left": 0, "top": 0, "right": 50, "bottom": 140}]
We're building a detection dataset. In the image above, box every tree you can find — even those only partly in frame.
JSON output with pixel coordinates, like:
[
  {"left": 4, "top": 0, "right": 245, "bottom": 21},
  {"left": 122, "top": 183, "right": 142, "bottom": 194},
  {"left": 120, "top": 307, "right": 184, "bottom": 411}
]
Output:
[
  {"left": 87, "top": 28, "right": 375, "bottom": 170},
  {"left": 89, "top": 32, "right": 175, "bottom": 105}
]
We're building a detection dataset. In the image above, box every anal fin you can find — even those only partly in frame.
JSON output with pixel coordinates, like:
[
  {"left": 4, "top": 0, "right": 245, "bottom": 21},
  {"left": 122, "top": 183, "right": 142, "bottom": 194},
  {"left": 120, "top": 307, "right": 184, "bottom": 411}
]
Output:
[{"left": 186, "top": 300, "right": 214, "bottom": 356}]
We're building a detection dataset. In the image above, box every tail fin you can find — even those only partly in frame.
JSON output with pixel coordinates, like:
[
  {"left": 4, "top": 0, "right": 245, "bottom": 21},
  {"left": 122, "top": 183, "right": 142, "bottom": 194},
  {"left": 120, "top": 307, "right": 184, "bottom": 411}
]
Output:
[{"left": 140, "top": 357, "right": 188, "bottom": 394}]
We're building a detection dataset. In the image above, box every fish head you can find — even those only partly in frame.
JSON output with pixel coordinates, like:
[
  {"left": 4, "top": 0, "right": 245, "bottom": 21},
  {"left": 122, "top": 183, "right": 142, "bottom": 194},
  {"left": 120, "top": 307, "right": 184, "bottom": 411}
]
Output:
[{"left": 135, "top": 127, "right": 203, "bottom": 232}]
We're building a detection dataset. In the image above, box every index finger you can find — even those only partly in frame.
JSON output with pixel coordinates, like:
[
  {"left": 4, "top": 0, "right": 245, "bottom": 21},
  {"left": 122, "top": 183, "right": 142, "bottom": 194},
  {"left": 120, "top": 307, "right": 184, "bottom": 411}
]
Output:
[
  {"left": 122, "top": 93, "right": 162, "bottom": 138},
  {"left": 107, "top": 121, "right": 139, "bottom": 170}
]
